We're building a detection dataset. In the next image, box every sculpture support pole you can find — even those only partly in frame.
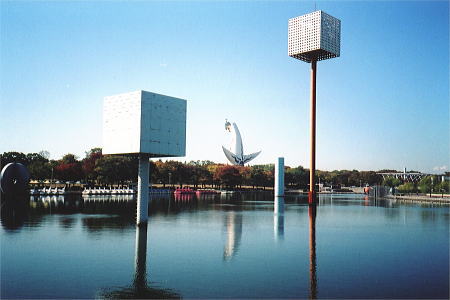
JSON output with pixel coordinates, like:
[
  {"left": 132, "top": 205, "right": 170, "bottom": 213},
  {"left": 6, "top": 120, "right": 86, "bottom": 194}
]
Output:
[
  {"left": 137, "top": 155, "right": 150, "bottom": 225},
  {"left": 309, "top": 60, "right": 317, "bottom": 204},
  {"left": 275, "top": 157, "right": 285, "bottom": 197}
]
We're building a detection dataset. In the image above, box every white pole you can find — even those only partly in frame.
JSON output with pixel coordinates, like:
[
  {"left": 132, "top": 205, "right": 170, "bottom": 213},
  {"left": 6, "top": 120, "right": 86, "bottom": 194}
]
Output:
[
  {"left": 275, "top": 157, "right": 285, "bottom": 197},
  {"left": 137, "top": 155, "right": 150, "bottom": 225},
  {"left": 274, "top": 196, "right": 284, "bottom": 215}
]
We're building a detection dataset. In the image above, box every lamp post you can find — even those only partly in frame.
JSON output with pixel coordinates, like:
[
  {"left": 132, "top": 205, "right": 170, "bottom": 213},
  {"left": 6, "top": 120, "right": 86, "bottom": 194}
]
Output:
[{"left": 288, "top": 11, "right": 341, "bottom": 203}]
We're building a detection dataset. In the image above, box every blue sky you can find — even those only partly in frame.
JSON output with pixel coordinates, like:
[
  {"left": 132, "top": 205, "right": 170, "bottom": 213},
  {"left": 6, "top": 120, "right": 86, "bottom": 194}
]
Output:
[{"left": 1, "top": 0, "right": 448, "bottom": 173}]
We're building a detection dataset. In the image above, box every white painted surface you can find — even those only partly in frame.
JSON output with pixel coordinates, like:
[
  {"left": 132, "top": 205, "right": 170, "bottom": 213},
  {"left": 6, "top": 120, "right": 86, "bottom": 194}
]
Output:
[
  {"left": 274, "top": 196, "right": 284, "bottom": 215},
  {"left": 222, "top": 121, "right": 261, "bottom": 165},
  {"left": 103, "top": 90, "right": 186, "bottom": 157},
  {"left": 137, "top": 155, "right": 149, "bottom": 225}
]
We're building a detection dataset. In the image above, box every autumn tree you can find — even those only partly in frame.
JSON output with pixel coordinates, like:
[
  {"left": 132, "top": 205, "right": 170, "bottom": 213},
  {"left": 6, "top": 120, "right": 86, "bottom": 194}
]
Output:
[
  {"left": 214, "top": 165, "right": 242, "bottom": 189},
  {"left": 82, "top": 148, "right": 103, "bottom": 183}
]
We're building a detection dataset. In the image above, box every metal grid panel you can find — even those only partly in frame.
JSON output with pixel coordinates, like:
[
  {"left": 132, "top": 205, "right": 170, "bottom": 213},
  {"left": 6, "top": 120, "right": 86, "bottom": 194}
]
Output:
[
  {"left": 288, "top": 11, "right": 340, "bottom": 62},
  {"left": 320, "top": 11, "right": 341, "bottom": 57}
]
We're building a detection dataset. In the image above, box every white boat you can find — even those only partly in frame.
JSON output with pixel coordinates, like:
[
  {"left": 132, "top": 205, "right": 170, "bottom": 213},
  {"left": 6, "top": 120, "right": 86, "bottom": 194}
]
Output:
[{"left": 56, "top": 187, "right": 66, "bottom": 195}]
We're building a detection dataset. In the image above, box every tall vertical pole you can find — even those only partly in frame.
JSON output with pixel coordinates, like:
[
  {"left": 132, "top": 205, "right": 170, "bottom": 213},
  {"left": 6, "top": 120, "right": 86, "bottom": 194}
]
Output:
[
  {"left": 275, "top": 157, "right": 285, "bottom": 220},
  {"left": 137, "top": 155, "right": 150, "bottom": 226},
  {"left": 309, "top": 60, "right": 317, "bottom": 204},
  {"left": 275, "top": 157, "right": 285, "bottom": 197}
]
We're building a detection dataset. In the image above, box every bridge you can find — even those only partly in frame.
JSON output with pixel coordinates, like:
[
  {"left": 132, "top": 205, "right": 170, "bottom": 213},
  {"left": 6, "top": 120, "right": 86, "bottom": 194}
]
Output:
[{"left": 378, "top": 168, "right": 430, "bottom": 183}]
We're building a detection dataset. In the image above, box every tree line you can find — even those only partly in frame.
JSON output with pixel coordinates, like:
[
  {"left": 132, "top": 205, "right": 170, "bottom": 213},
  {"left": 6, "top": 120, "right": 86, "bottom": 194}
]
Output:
[
  {"left": 5, "top": 148, "right": 445, "bottom": 191},
  {"left": 382, "top": 176, "right": 449, "bottom": 194}
]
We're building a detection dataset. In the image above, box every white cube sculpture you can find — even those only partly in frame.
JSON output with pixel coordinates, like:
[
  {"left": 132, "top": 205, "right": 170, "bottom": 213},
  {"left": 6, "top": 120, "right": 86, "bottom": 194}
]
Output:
[
  {"left": 103, "top": 90, "right": 186, "bottom": 226},
  {"left": 103, "top": 90, "right": 186, "bottom": 157},
  {"left": 288, "top": 10, "right": 341, "bottom": 62}
]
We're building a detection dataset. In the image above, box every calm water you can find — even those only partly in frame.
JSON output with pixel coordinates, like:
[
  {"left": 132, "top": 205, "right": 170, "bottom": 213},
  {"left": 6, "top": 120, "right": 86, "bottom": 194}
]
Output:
[{"left": 1, "top": 193, "right": 449, "bottom": 299}]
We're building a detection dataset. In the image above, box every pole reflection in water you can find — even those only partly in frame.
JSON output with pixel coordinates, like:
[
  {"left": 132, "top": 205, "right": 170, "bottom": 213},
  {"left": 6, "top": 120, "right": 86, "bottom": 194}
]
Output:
[
  {"left": 309, "top": 203, "right": 317, "bottom": 299},
  {"left": 100, "top": 224, "right": 180, "bottom": 299},
  {"left": 134, "top": 225, "right": 148, "bottom": 292},
  {"left": 223, "top": 212, "right": 243, "bottom": 261},
  {"left": 274, "top": 196, "right": 284, "bottom": 240}
]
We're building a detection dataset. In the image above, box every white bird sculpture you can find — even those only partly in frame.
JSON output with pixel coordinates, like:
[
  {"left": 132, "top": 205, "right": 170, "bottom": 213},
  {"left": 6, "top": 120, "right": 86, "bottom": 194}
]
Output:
[{"left": 222, "top": 119, "right": 261, "bottom": 166}]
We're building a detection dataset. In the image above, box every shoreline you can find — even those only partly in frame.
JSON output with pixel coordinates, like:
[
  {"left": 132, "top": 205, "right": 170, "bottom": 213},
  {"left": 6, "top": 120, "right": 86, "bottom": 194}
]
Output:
[{"left": 386, "top": 194, "right": 450, "bottom": 204}]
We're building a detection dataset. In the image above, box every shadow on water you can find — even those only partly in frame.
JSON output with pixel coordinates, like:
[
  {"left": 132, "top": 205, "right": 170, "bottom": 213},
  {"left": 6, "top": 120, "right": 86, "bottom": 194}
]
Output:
[{"left": 99, "top": 224, "right": 180, "bottom": 299}]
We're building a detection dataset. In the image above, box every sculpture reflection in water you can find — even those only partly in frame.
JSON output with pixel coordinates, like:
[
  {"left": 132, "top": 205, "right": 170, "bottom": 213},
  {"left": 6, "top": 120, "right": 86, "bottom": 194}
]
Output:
[
  {"left": 0, "top": 193, "right": 29, "bottom": 231},
  {"left": 274, "top": 196, "right": 284, "bottom": 240},
  {"left": 309, "top": 203, "right": 318, "bottom": 299},
  {"left": 100, "top": 224, "right": 180, "bottom": 299},
  {"left": 223, "top": 212, "right": 243, "bottom": 261}
]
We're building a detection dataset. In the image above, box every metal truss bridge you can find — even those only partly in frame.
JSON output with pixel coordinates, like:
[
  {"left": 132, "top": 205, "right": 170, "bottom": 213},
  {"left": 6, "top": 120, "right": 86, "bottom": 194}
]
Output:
[{"left": 378, "top": 170, "right": 430, "bottom": 183}]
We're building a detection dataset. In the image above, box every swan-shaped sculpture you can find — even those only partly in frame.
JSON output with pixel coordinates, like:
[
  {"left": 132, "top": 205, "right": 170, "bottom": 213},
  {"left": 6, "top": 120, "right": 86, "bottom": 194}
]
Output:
[{"left": 222, "top": 119, "right": 261, "bottom": 166}]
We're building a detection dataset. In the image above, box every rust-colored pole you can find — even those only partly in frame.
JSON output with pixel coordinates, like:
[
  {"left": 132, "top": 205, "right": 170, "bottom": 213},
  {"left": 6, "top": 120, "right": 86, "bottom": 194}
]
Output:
[{"left": 309, "top": 60, "right": 317, "bottom": 204}]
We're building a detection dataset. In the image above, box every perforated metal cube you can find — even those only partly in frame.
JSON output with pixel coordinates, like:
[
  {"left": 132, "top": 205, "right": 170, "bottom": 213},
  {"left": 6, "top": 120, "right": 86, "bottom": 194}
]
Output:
[{"left": 288, "top": 11, "right": 341, "bottom": 62}]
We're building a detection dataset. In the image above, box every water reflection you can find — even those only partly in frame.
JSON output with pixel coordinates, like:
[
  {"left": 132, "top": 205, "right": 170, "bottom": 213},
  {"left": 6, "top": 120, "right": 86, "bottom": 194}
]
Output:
[
  {"left": 134, "top": 225, "right": 148, "bottom": 292},
  {"left": 309, "top": 203, "right": 317, "bottom": 300},
  {"left": 99, "top": 224, "right": 180, "bottom": 299},
  {"left": 0, "top": 193, "right": 29, "bottom": 231},
  {"left": 223, "top": 212, "right": 243, "bottom": 261},
  {"left": 173, "top": 193, "right": 195, "bottom": 202},
  {"left": 274, "top": 214, "right": 284, "bottom": 240},
  {"left": 82, "top": 216, "right": 133, "bottom": 234},
  {"left": 1, "top": 192, "right": 449, "bottom": 299},
  {"left": 59, "top": 216, "right": 76, "bottom": 229},
  {"left": 83, "top": 194, "right": 135, "bottom": 202},
  {"left": 274, "top": 197, "right": 284, "bottom": 240},
  {"left": 3, "top": 193, "right": 447, "bottom": 232}
]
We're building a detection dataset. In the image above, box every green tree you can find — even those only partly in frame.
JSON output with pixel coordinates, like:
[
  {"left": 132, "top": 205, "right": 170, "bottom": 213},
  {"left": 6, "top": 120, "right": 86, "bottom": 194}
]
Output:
[
  {"left": 397, "top": 182, "right": 416, "bottom": 193},
  {"left": 61, "top": 153, "right": 78, "bottom": 164},
  {"left": 285, "top": 166, "right": 308, "bottom": 189},
  {"left": 250, "top": 166, "right": 267, "bottom": 189},
  {"left": 436, "top": 180, "right": 449, "bottom": 193},
  {"left": 94, "top": 156, "right": 138, "bottom": 184},
  {"left": 1, "top": 151, "right": 28, "bottom": 166},
  {"left": 419, "top": 176, "right": 431, "bottom": 194},
  {"left": 418, "top": 176, "right": 438, "bottom": 194},
  {"left": 382, "top": 177, "right": 401, "bottom": 188},
  {"left": 24, "top": 152, "right": 52, "bottom": 181},
  {"left": 359, "top": 171, "right": 383, "bottom": 186},
  {"left": 28, "top": 160, "right": 52, "bottom": 181}
]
